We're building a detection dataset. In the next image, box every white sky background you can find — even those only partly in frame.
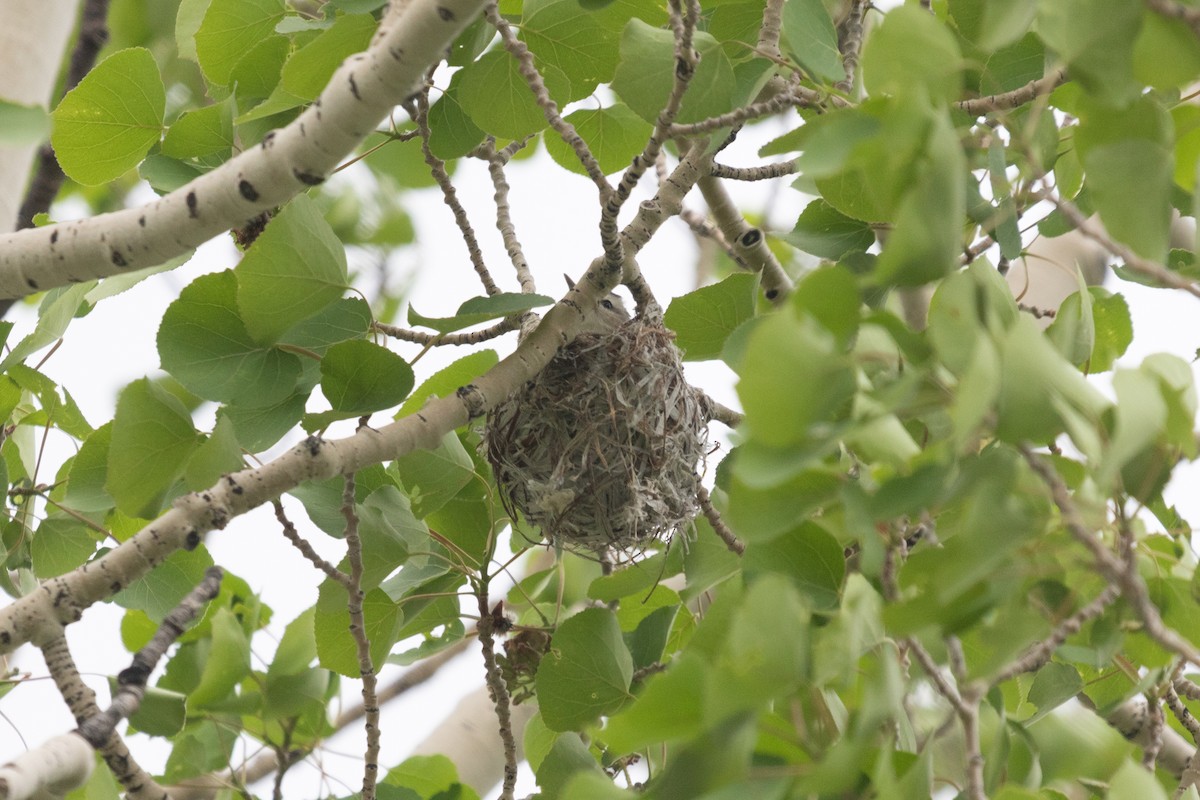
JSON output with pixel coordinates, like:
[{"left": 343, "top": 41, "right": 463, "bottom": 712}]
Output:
[{"left": 3, "top": 56, "right": 1200, "bottom": 800}]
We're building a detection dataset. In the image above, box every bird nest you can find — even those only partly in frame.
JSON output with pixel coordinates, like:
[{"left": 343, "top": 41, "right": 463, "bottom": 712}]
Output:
[{"left": 485, "top": 319, "right": 708, "bottom": 557}]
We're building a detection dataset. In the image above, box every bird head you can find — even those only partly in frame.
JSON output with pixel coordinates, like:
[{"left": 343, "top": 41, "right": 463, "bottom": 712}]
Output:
[{"left": 565, "top": 274, "right": 630, "bottom": 335}]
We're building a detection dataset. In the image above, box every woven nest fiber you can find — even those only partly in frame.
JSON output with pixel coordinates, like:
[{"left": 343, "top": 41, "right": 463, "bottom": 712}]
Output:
[{"left": 485, "top": 319, "right": 708, "bottom": 557}]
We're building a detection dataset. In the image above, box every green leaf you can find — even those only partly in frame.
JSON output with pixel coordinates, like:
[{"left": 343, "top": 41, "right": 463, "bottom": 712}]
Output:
[
  {"left": 315, "top": 583, "right": 403, "bottom": 677},
  {"left": 664, "top": 273, "right": 759, "bottom": 361},
  {"left": 162, "top": 100, "right": 233, "bottom": 159},
  {"left": 457, "top": 50, "right": 572, "bottom": 140},
  {"left": 737, "top": 313, "right": 856, "bottom": 448},
  {"left": 158, "top": 270, "right": 303, "bottom": 406},
  {"left": 544, "top": 105, "right": 654, "bottom": 177},
  {"left": 1076, "top": 96, "right": 1173, "bottom": 263},
  {"left": 319, "top": 340, "right": 414, "bottom": 414},
  {"left": 184, "top": 416, "right": 244, "bottom": 490},
  {"left": 407, "top": 293, "right": 553, "bottom": 334},
  {"left": 65, "top": 423, "right": 115, "bottom": 513},
  {"left": 121, "top": 683, "right": 186, "bottom": 737},
  {"left": 522, "top": 0, "right": 620, "bottom": 99},
  {"left": 219, "top": 390, "right": 308, "bottom": 452},
  {"left": 51, "top": 48, "right": 165, "bottom": 186},
  {"left": 0, "top": 284, "right": 93, "bottom": 372},
  {"left": 1087, "top": 291, "right": 1132, "bottom": 373},
  {"left": 177, "top": 0, "right": 213, "bottom": 63},
  {"left": 781, "top": 0, "right": 843, "bottom": 83},
  {"left": 873, "top": 109, "right": 965, "bottom": 286},
  {"left": 106, "top": 378, "right": 201, "bottom": 518},
  {"left": 236, "top": 196, "right": 349, "bottom": 343},
  {"left": 384, "top": 754, "right": 471, "bottom": 798},
  {"left": 612, "top": 21, "right": 737, "bottom": 125},
  {"left": 717, "top": 574, "right": 808, "bottom": 711},
  {"left": 536, "top": 734, "right": 608, "bottom": 800},
  {"left": 115, "top": 546, "right": 215, "bottom": 619},
  {"left": 393, "top": 431, "right": 475, "bottom": 519},
  {"left": 279, "top": 13, "right": 375, "bottom": 100},
  {"left": 427, "top": 71, "right": 486, "bottom": 160},
  {"left": 744, "top": 522, "right": 844, "bottom": 611},
  {"left": 195, "top": 0, "right": 284, "bottom": 86},
  {"left": 1037, "top": 0, "right": 1142, "bottom": 106},
  {"left": 189, "top": 608, "right": 252, "bottom": 708},
  {"left": 1045, "top": 279, "right": 1095, "bottom": 367},
  {"left": 269, "top": 607, "right": 318, "bottom": 677},
  {"left": 603, "top": 652, "right": 709, "bottom": 753},
  {"left": 1108, "top": 761, "right": 1169, "bottom": 800},
  {"left": 397, "top": 349, "right": 499, "bottom": 418},
  {"left": 785, "top": 199, "right": 875, "bottom": 260},
  {"left": 0, "top": 100, "right": 50, "bottom": 146},
  {"left": 861, "top": 6, "right": 963, "bottom": 102},
  {"left": 1134, "top": 14, "right": 1200, "bottom": 91},
  {"left": 536, "top": 607, "right": 633, "bottom": 731},
  {"left": 31, "top": 518, "right": 96, "bottom": 578}
]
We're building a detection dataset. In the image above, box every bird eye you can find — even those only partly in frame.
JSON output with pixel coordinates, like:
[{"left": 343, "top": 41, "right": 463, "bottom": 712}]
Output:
[{"left": 601, "top": 299, "right": 614, "bottom": 310}]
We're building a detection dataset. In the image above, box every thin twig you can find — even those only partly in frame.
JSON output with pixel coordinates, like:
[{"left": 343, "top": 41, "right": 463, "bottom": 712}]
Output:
[
  {"left": 1035, "top": 189, "right": 1200, "bottom": 299},
  {"left": 696, "top": 485, "right": 744, "bottom": 555},
  {"left": 667, "top": 87, "right": 823, "bottom": 138},
  {"left": 836, "top": 0, "right": 868, "bottom": 94},
  {"left": 476, "top": 589, "right": 519, "bottom": 799},
  {"left": 1146, "top": 0, "right": 1200, "bottom": 37},
  {"left": 482, "top": 2, "right": 609, "bottom": 192},
  {"left": 341, "top": 473, "right": 381, "bottom": 800},
  {"left": 274, "top": 499, "right": 346, "bottom": 584},
  {"left": 1021, "top": 447, "right": 1200, "bottom": 667},
  {"left": 957, "top": 70, "right": 1068, "bottom": 115},
  {"left": 709, "top": 159, "right": 799, "bottom": 182},
  {"left": 478, "top": 139, "right": 537, "bottom": 294},
  {"left": 373, "top": 318, "right": 516, "bottom": 346},
  {"left": 407, "top": 87, "right": 502, "bottom": 296},
  {"left": 993, "top": 585, "right": 1120, "bottom": 683}
]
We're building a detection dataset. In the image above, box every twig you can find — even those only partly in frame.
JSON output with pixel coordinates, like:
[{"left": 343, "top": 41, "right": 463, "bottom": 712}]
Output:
[
  {"left": 274, "top": 499, "right": 345, "bottom": 584},
  {"left": 373, "top": 318, "right": 516, "bottom": 346},
  {"left": 478, "top": 139, "right": 536, "bottom": 294},
  {"left": 836, "top": 0, "right": 868, "bottom": 94},
  {"left": 696, "top": 485, "right": 744, "bottom": 555},
  {"left": 697, "top": 175, "right": 793, "bottom": 303},
  {"left": 667, "top": 87, "right": 824, "bottom": 138},
  {"left": 1034, "top": 188, "right": 1200, "bottom": 299},
  {"left": 709, "top": 159, "right": 799, "bottom": 182},
  {"left": 482, "top": 2, "right": 609, "bottom": 192},
  {"left": 1146, "top": 0, "right": 1200, "bottom": 37},
  {"left": 757, "top": 0, "right": 785, "bottom": 61},
  {"left": 39, "top": 635, "right": 171, "bottom": 799},
  {"left": 993, "top": 585, "right": 1119, "bottom": 683},
  {"left": 605, "top": 0, "right": 702, "bottom": 272},
  {"left": 407, "top": 87, "right": 501, "bottom": 297},
  {"left": 476, "top": 589, "right": 519, "bottom": 799},
  {"left": 341, "top": 473, "right": 381, "bottom": 800},
  {"left": 957, "top": 70, "right": 1068, "bottom": 115},
  {"left": 1020, "top": 447, "right": 1200, "bottom": 667},
  {"left": 698, "top": 391, "right": 743, "bottom": 428}
]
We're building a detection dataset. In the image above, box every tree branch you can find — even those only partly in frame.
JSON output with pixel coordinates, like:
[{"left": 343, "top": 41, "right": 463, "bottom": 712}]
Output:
[
  {"left": 0, "top": 0, "right": 487, "bottom": 300},
  {"left": 956, "top": 69, "right": 1067, "bottom": 115}
]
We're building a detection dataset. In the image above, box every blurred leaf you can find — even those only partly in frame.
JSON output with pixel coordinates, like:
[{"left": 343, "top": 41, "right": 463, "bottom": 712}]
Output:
[
  {"left": 781, "top": 0, "right": 843, "bottom": 82},
  {"left": 195, "top": 0, "right": 284, "bottom": 86},
  {"left": 107, "top": 378, "right": 200, "bottom": 518},
  {"left": 189, "top": 608, "right": 251, "bottom": 709},
  {"left": 0, "top": 101, "right": 50, "bottom": 146},
  {"left": 862, "top": 6, "right": 963, "bottom": 102}
]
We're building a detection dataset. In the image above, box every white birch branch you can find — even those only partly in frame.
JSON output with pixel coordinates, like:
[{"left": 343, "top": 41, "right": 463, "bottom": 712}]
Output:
[
  {"left": 0, "top": 733, "right": 93, "bottom": 800},
  {"left": 0, "top": 0, "right": 82, "bottom": 232},
  {"left": 0, "top": 0, "right": 485, "bottom": 298}
]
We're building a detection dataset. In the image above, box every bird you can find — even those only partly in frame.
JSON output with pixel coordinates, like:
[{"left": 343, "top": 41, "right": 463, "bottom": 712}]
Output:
[{"left": 564, "top": 274, "right": 630, "bottom": 335}]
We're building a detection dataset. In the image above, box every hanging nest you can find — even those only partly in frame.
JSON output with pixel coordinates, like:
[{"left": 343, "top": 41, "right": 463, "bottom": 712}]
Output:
[{"left": 485, "top": 318, "right": 708, "bottom": 557}]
